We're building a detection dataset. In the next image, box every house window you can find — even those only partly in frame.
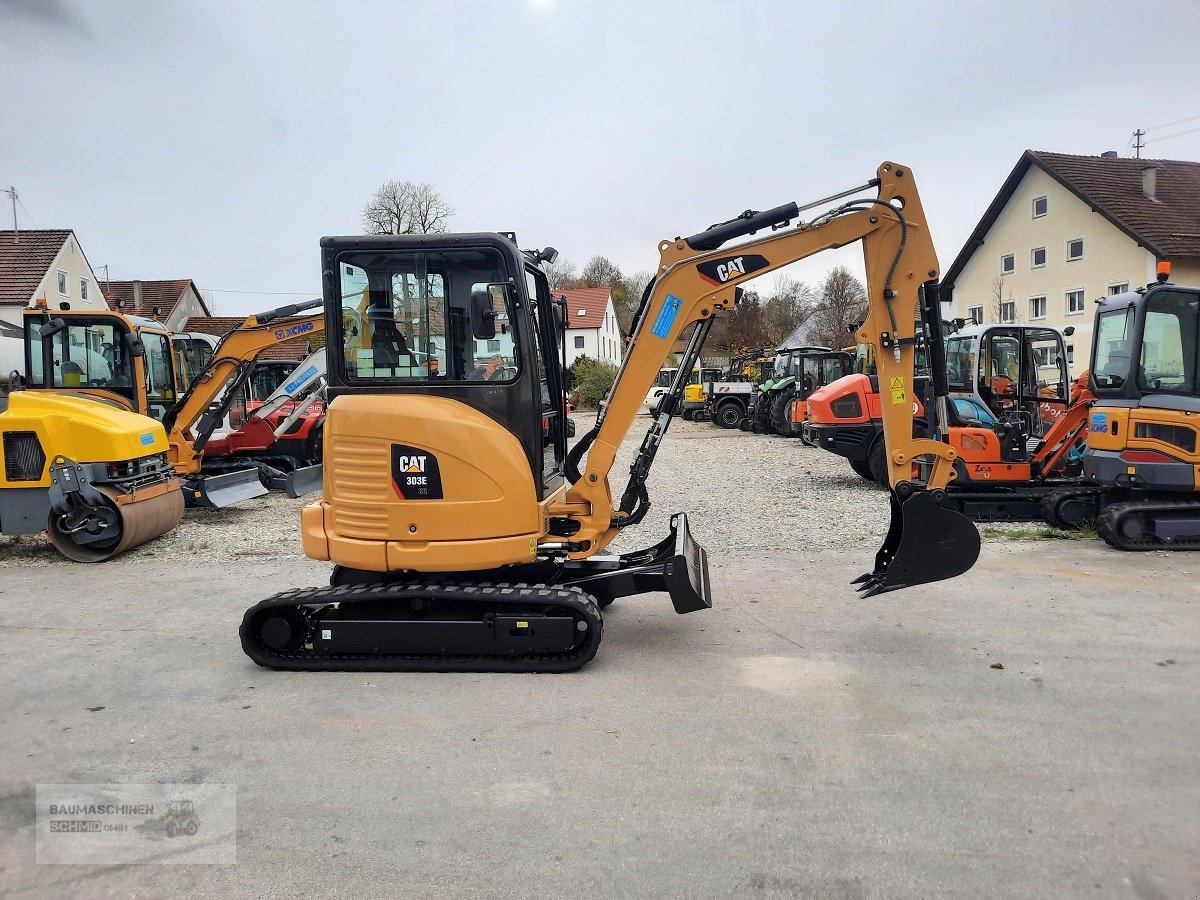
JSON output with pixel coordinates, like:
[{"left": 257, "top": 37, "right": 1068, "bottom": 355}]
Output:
[
  {"left": 57, "top": 270, "right": 68, "bottom": 296},
  {"left": 1066, "top": 238, "right": 1084, "bottom": 261},
  {"left": 1031, "top": 247, "right": 1046, "bottom": 268},
  {"left": 1029, "top": 295, "right": 1047, "bottom": 320},
  {"left": 574, "top": 335, "right": 584, "bottom": 349},
  {"left": 967, "top": 305, "right": 984, "bottom": 324},
  {"left": 1108, "top": 282, "right": 1129, "bottom": 295},
  {"left": 1032, "top": 196, "right": 1048, "bottom": 218},
  {"left": 79, "top": 278, "right": 89, "bottom": 301},
  {"left": 486, "top": 339, "right": 501, "bottom": 352},
  {"left": 1001, "top": 300, "right": 1016, "bottom": 323},
  {"left": 1066, "top": 343, "right": 1075, "bottom": 365},
  {"left": 577, "top": 309, "right": 587, "bottom": 317},
  {"left": 1000, "top": 254, "right": 1014, "bottom": 275},
  {"left": 1066, "top": 289, "right": 1086, "bottom": 315}
]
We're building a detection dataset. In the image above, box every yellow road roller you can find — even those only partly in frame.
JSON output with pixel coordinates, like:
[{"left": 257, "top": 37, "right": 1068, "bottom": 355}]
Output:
[{"left": 0, "top": 385, "right": 184, "bottom": 562}]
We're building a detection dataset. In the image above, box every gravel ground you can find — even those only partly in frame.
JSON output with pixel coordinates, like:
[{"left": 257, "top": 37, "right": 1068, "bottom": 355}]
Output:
[{"left": 0, "top": 411, "right": 911, "bottom": 569}]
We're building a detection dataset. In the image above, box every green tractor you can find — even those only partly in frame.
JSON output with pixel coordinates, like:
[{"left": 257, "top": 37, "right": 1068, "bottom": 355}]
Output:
[{"left": 749, "top": 345, "right": 854, "bottom": 436}]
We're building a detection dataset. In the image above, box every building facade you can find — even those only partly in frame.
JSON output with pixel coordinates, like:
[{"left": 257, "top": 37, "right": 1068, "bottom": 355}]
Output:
[
  {"left": 943, "top": 151, "right": 1200, "bottom": 373},
  {"left": 556, "top": 286, "right": 623, "bottom": 367},
  {"left": 0, "top": 229, "right": 110, "bottom": 327}
]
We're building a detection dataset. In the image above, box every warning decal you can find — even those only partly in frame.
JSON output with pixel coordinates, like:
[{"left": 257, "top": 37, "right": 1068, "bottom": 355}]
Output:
[{"left": 890, "top": 377, "right": 907, "bottom": 405}]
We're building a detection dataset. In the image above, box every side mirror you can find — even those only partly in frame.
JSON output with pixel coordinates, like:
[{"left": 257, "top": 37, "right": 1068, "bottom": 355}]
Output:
[
  {"left": 550, "top": 301, "right": 565, "bottom": 336},
  {"left": 1063, "top": 326, "right": 1075, "bottom": 336},
  {"left": 123, "top": 332, "right": 145, "bottom": 358},
  {"left": 470, "top": 290, "right": 497, "bottom": 340},
  {"left": 40, "top": 317, "right": 67, "bottom": 341}
]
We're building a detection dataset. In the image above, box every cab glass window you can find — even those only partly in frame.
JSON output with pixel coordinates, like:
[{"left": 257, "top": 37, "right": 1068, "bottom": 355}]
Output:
[
  {"left": 338, "top": 248, "right": 519, "bottom": 383},
  {"left": 25, "top": 318, "right": 134, "bottom": 402},
  {"left": 1093, "top": 309, "right": 1135, "bottom": 390},
  {"left": 141, "top": 332, "right": 177, "bottom": 420},
  {"left": 1138, "top": 289, "right": 1198, "bottom": 395}
]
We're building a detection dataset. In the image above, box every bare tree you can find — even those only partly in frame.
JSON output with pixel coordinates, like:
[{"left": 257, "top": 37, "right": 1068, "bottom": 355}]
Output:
[
  {"left": 806, "top": 266, "right": 868, "bottom": 348},
  {"left": 762, "top": 273, "right": 815, "bottom": 344},
  {"left": 990, "top": 275, "right": 1019, "bottom": 324},
  {"left": 362, "top": 180, "right": 454, "bottom": 235},
  {"left": 581, "top": 255, "right": 623, "bottom": 288},
  {"left": 617, "top": 269, "right": 655, "bottom": 332},
  {"left": 543, "top": 257, "right": 578, "bottom": 290}
]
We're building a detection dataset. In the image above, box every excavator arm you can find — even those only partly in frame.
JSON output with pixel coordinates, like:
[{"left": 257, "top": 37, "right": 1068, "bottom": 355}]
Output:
[
  {"left": 162, "top": 300, "right": 325, "bottom": 467},
  {"left": 563, "top": 162, "right": 979, "bottom": 594}
]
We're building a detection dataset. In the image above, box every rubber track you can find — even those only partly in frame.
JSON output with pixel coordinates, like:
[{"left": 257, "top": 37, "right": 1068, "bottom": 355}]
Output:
[
  {"left": 1097, "top": 500, "right": 1200, "bottom": 551},
  {"left": 1040, "top": 489, "right": 1106, "bottom": 530},
  {"left": 240, "top": 582, "right": 603, "bottom": 673}
]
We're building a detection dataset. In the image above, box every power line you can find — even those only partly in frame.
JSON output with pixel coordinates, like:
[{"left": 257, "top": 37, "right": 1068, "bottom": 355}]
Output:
[
  {"left": 203, "top": 288, "right": 316, "bottom": 295},
  {"left": 1146, "top": 113, "right": 1200, "bottom": 132},
  {"left": 1146, "top": 125, "right": 1200, "bottom": 145}
]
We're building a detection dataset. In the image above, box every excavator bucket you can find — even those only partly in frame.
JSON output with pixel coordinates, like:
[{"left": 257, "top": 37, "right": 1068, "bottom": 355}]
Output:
[
  {"left": 285, "top": 463, "right": 323, "bottom": 499},
  {"left": 853, "top": 491, "right": 980, "bottom": 597}
]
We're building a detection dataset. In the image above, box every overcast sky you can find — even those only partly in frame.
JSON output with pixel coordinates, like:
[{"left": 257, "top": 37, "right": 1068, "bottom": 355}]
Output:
[{"left": 2, "top": 0, "right": 1199, "bottom": 316}]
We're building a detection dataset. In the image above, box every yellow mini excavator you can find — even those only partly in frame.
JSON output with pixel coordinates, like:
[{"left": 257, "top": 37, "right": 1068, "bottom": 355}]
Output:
[
  {"left": 241, "top": 162, "right": 980, "bottom": 672},
  {"left": 23, "top": 300, "right": 326, "bottom": 507}
]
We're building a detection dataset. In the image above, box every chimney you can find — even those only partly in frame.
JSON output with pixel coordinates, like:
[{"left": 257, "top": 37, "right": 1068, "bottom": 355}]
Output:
[
  {"left": 1142, "top": 166, "right": 1160, "bottom": 202},
  {"left": 133, "top": 280, "right": 143, "bottom": 308},
  {"left": 1100, "top": 150, "right": 1118, "bottom": 158}
]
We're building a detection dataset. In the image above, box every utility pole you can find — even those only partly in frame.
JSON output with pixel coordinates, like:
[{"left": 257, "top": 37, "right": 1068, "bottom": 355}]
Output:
[
  {"left": 1133, "top": 129, "right": 1145, "bottom": 158},
  {"left": 4, "top": 187, "right": 17, "bottom": 242}
]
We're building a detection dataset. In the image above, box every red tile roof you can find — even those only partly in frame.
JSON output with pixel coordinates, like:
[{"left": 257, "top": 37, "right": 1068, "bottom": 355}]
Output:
[
  {"left": 1033, "top": 151, "right": 1200, "bottom": 257},
  {"left": 0, "top": 229, "right": 71, "bottom": 305},
  {"left": 552, "top": 286, "right": 613, "bottom": 329},
  {"left": 944, "top": 150, "right": 1200, "bottom": 292},
  {"left": 180, "top": 315, "right": 324, "bottom": 360},
  {"left": 102, "top": 279, "right": 209, "bottom": 321}
]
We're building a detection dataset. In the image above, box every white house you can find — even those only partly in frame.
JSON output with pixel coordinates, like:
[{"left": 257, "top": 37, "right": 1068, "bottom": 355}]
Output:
[
  {"left": 554, "top": 286, "right": 622, "bottom": 367},
  {"left": 0, "top": 229, "right": 111, "bottom": 327},
  {"left": 942, "top": 150, "right": 1200, "bottom": 372}
]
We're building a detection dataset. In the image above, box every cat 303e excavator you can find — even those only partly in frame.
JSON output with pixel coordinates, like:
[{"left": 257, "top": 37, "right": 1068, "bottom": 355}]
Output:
[{"left": 241, "top": 162, "right": 981, "bottom": 673}]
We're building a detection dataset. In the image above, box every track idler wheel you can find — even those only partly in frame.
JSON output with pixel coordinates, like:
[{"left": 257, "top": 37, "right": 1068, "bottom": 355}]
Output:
[
  {"left": 854, "top": 488, "right": 980, "bottom": 597},
  {"left": 47, "top": 485, "right": 185, "bottom": 563}
]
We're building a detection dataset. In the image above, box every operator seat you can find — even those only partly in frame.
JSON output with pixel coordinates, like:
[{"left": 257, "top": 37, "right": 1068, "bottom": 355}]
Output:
[{"left": 366, "top": 306, "right": 415, "bottom": 369}]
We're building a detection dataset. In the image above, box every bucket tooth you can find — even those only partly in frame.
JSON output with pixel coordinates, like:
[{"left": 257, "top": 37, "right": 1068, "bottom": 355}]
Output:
[{"left": 855, "top": 490, "right": 980, "bottom": 597}]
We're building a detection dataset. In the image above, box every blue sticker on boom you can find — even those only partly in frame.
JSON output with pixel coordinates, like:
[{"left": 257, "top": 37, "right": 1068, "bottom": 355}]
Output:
[
  {"left": 650, "top": 293, "right": 683, "bottom": 339},
  {"left": 284, "top": 365, "right": 319, "bottom": 395},
  {"left": 139, "top": 433, "right": 155, "bottom": 446}
]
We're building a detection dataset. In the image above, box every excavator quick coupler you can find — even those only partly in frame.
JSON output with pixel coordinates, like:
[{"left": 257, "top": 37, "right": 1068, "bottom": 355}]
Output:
[{"left": 853, "top": 489, "right": 980, "bottom": 597}]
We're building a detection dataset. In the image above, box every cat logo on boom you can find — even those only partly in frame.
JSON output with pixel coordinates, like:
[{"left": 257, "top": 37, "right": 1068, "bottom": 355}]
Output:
[
  {"left": 696, "top": 253, "right": 770, "bottom": 286},
  {"left": 391, "top": 445, "right": 444, "bottom": 499}
]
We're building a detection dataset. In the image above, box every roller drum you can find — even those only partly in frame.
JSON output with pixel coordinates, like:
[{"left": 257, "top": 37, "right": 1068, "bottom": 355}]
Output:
[{"left": 47, "top": 484, "right": 185, "bottom": 562}]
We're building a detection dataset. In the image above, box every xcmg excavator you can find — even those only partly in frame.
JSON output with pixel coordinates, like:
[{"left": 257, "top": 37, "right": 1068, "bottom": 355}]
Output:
[
  {"left": 240, "top": 162, "right": 981, "bottom": 673},
  {"left": 23, "top": 301, "right": 325, "bottom": 506},
  {"left": 1066, "top": 267, "right": 1200, "bottom": 548}
]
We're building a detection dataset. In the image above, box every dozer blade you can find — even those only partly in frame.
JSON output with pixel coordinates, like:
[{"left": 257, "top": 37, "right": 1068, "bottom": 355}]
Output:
[
  {"left": 853, "top": 491, "right": 980, "bottom": 597},
  {"left": 187, "top": 468, "right": 268, "bottom": 509},
  {"left": 285, "top": 463, "right": 323, "bottom": 499},
  {"left": 560, "top": 512, "right": 711, "bottom": 613}
]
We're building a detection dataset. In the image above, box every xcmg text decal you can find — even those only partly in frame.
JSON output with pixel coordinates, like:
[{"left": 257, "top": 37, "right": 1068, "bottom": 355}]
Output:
[{"left": 274, "top": 322, "right": 316, "bottom": 340}]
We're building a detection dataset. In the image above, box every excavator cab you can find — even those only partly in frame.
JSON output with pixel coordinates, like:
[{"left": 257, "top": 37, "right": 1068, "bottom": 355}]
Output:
[{"left": 1084, "top": 278, "right": 1200, "bottom": 547}]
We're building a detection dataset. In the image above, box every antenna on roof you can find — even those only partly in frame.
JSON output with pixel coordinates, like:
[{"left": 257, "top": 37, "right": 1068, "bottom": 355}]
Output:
[
  {"left": 1133, "top": 129, "right": 1145, "bottom": 159},
  {"left": 3, "top": 187, "right": 16, "bottom": 243}
]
